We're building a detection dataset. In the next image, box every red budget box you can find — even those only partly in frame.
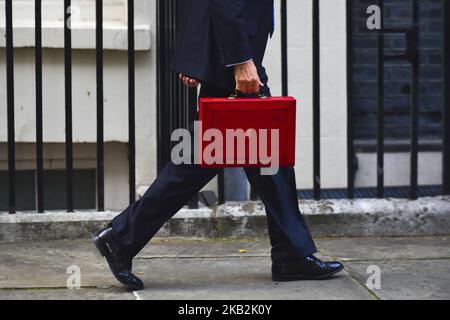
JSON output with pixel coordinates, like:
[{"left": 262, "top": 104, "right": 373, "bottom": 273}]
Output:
[{"left": 198, "top": 96, "right": 296, "bottom": 168}]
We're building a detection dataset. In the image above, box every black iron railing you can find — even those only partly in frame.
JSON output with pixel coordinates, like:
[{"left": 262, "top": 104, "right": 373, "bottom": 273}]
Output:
[
  {"left": 35, "top": 0, "right": 44, "bottom": 213},
  {"left": 155, "top": 0, "right": 450, "bottom": 205},
  {"left": 374, "top": 0, "right": 421, "bottom": 199},
  {"left": 444, "top": 0, "right": 450, "bottom": 195},
  {"left": 156, "top": 0, "right": 199, "bottom": 208},
  {"left": 127, "top": 0, "right": 136, "bottom": 205},
  {"left": 312, "top": 0, "right": 321, "bottom": 200},
  {"left": 96, "top": 0, "right": 104, "bottom": 211},
  {"left": 346, "top": 0, "right": 356, "bottom": 199},
  {"left": 5, "top": 0, "right": 15, "bottom": 214},
  {"left": 4, "top": 0, "right": 136, "bottom": 213},
  {"left": 64, "top": 0, "right": 73, "bottom": 212},
  {"left": 2, "top": 0, "right": 450, "bottom": 214}
]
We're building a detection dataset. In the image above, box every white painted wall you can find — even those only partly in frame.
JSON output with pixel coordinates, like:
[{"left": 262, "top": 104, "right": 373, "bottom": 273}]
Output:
[
  {"left": 355, "top": 152, "right": 443, "bottom": 188},
  {"left": 265, "top": 0, "right": 348, "bottom": 189},
  {"left": 0, "top": 0, "right": 150, "bottom": 49}
]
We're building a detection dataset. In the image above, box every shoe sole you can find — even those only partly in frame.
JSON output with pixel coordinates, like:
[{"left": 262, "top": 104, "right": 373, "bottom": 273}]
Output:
[
  {"left": 272, "top": 266, "right": 344, "bottom": 282},
  {"left": 92, "top": 234, "right": 144, "bottom": 291}
]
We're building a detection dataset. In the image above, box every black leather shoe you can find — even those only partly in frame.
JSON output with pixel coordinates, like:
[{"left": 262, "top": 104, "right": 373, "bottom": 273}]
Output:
[
  {"left": 92, "top": 227, "right": 144, "bottom": 291},
  {"left": 272, "top": 255, "right": 344, "bottom": 282}
]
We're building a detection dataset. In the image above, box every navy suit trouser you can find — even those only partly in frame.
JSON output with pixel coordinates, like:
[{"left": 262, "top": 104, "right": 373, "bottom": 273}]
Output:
[{"left": 111, "top": 85, "right": 317, "bottom": 262}]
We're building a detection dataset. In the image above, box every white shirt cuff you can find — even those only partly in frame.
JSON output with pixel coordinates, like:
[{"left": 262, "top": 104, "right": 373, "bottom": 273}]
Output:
[{"left": 225, "top": 59, "right": 253, "bottom": 67}]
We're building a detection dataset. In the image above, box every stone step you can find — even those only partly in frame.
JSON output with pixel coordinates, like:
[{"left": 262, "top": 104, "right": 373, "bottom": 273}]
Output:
[{"left": 1, "top": 196, "right": 449, "bottom": 242}]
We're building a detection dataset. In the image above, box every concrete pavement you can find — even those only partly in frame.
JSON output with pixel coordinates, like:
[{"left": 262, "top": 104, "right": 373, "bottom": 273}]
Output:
[{"left": 0, "top": 236, "right": 449, "bottom": 300}]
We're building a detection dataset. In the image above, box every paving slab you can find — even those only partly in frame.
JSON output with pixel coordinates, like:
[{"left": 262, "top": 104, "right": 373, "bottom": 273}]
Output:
[
  {"left": 0, "top": 239, "right": 118, "bottom": 289},
  {"left": 346, "top": 260, "right": 450, "bottom": 300},
  {"left": 315, "top": 236, "right": 450, "bottom": 300},
  {"left": 0, "top": 287, "right": 134, "bottom": 300},
  {"left": 316, "top": 236, "right": 450, "bottom": 261},
  {"left": 132, "top": 257, "right": 373, "bottom": 300},
  {"left": 1, "top": 237, "right": 449, "bottom": 300},
  {"left": 138, "top": 238, "right": 271, "bottom": 258}
]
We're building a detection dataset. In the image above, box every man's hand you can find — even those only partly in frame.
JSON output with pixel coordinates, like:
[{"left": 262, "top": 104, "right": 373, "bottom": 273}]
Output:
[
  {"left": 179, "top": 74, "right": 199, "bottom": 87},
  {"left": 234, "top": 60, "right": 263, "bottom": 94}
]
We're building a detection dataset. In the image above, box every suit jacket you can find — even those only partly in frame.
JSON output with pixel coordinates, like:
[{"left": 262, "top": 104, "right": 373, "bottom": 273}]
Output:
[{"left": 170, "top": 0, "right": 274, "bottom": 90}]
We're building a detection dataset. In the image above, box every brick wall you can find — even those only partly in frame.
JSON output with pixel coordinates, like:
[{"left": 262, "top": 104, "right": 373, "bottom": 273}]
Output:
[{"left": 352, "top": 0, "right": 443, "bottom": 140}]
